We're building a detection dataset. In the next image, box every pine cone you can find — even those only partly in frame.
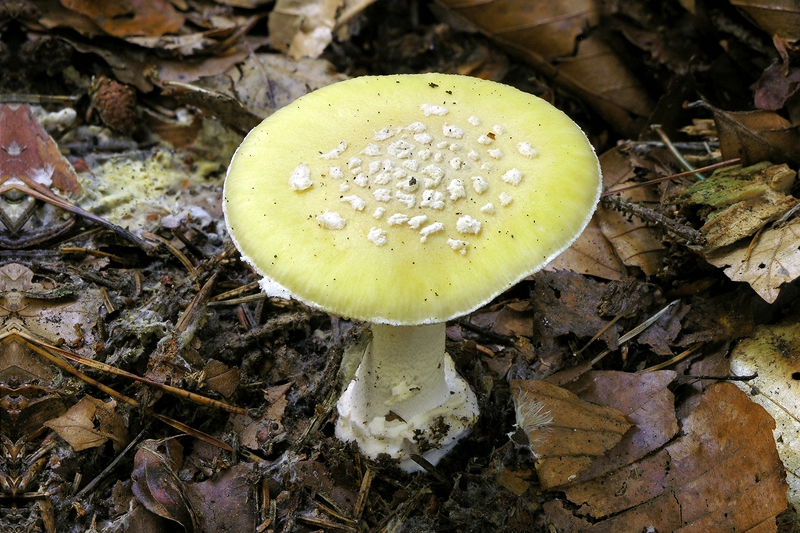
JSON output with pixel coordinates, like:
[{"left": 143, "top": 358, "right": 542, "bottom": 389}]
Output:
[{"left": 89, "top": 75, "right": 137, "bottom": 134}]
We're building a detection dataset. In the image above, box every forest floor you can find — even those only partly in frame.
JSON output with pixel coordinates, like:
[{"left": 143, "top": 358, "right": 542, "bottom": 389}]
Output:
[{"left": 2, "top": 1, "right": 800, "bottom": 532}]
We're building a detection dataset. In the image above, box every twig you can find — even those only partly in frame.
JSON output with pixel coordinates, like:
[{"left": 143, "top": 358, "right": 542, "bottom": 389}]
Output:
[
  {"left": 601, "top": 158, "right": 740, "bottom": 198},
  {"left": 651, "top": 124, "right": 707, "bottom": 180},
  {"left": 601, "top": 194, "right": 706, "bottom": 245},
  {"left": 591, "top": 300, "right": 679, "bottom": 366}
]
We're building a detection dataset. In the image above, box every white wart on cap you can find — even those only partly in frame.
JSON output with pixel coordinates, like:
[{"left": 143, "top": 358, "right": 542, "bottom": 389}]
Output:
[{"left": 224, "top": 74, "right": 601, "bottom": 325}]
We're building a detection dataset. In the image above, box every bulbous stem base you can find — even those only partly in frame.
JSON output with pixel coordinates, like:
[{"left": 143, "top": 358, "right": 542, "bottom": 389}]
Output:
[{"left": 335, "top": 323, "right": 479, "bottom": 472}]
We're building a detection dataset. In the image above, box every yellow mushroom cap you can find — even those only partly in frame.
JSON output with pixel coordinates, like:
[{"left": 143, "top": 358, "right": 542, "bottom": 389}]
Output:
[{"left": 224, "top": 74, "right": 601, "bottom": 325}]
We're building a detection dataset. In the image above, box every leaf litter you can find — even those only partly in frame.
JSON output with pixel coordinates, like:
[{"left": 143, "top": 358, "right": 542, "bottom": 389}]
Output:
[{"left": 3, "top": 1, "right": 800, "bottom": 532}]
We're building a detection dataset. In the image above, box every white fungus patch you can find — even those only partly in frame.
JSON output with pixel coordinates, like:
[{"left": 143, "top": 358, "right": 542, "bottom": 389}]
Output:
[
  {"left": 341, "top": 195, "right": 367, "bottom": 210},
  {"left": 302, "top": 110, "right": 535, "bottom": 253},
  {"left": 471, "top": 176, "right": 489, "bottom": 194},
  {"left": 368, "top": 227, "right": 387, "bottom": 246},
  {"left": 317, "top": 210, "right": 346, "bottom": 229},
  {"left": 362, "top": 144, "right": 382, "bottom": 156},
  {"left": 419, "top": 222, "right": 445, "bottom": 241},
  {"left": 395, "top": 191, "right": 416, "bottom": 208},
  {"left": 408, "top": 215, "right": 428, "bottom": 229},
  {"left": 456, "top": 215, "right": 481, "bottom": 234},
  {"left": 289, "top": 163, "right": 313, "bottom": 190},
  {"left": 374, "top": 128, "right": 395, "bottom": 141},
  {"left": 517, "top": 142, "right": 538, "bottom": 158},
  {"left": 421, "top": 104, "right": 449, "bottom": 116},
  {"left": 447, "top": 179, "right": 466, "bottom": 201},
  {"left": 502, "top": 168, "right": 524, "bottom": 186},
  {"left": 374, "top": 188, "right": 392, "bottom": 202},
  {"left": 447, "top": 238, "right": 469, "bottom": 254},
  {"left": 320, "top": 141, "right": 348, "bottom": 159},
  {"left": 387, "top": 213, "right": 410, "bottom": 225},
  {"left": 443, "top": 124, "right": 465, "bottom": 138}
]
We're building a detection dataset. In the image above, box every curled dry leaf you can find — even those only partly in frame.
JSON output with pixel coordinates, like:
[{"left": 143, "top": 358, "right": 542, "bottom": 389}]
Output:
[
  {"left": 509, "top": 378, "right": 633, "bottom": 490},
  {"left": 184, "top": 463, "right": 258, "bottom": 533},
  {"left": 696, "top": 101, "right": 800, "bottom": 167},
  {"left": 704, "top": 217, "right": 800, "bottom": 303},
  {"left": 597, "top": 146, "right": 667, "bottom": 276},
  {"left": 434, "top": 0, "right": 654, "bottom": 137},
  {"left": 269, "top": 0, "right": 344, "bottom": 59},
  {"left": 44, "top": 396, "right": 128, "bottom": 452},
  {"left": 59, "top": 0, "right": 185, "bottom": 38},
  {"left": 132, "top": 439, "right": 198, "bottom": 533},
  {"left": 730, "top": 319, "right": 800, "bottom": 514},
  {"left": 729, "top": 0, "right": 800, "bottom": 41},
  {"left": 543, "top": 382, "right": 787, "bottom": 532}
]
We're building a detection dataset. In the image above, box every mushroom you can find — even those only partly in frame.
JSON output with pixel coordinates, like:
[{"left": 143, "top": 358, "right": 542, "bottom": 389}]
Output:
[{"left": 223, "top": 74, "right": 601, "bottom": 471}]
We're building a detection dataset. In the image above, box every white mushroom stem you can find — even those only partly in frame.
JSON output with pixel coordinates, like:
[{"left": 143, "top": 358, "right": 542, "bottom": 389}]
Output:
[{"left": 336, "top": 323, "right": 479, "bottom": 472}]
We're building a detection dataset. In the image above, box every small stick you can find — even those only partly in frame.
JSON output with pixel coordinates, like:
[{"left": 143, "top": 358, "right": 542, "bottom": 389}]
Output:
[
  {"left": 601, "top": 194, "right": 706, "bottom": 245},
  {"left": 601, "top": 158, "right": 740, "bottom": 198},
  {"left": 353, "top": 468, "right": 374, "bottom": 520},
  {"left": 141, "top": 232, "right": 197, "bottom": 275}
]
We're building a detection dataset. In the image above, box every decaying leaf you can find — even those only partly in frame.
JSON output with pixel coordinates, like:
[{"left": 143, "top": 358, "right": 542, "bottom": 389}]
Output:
[
  {"left": 509, "top": 379, "right": 633, "bottom": 490},
  {"left": 730, "top": 320, "right": 800, "bottom": 514},
  {"left": 184, "top": 463, "right": 258, "bottom": 533},
  {"left": 699, "top": 102, "right": 800, "bottom": 167},
  {"left": 546, "top": 216, "right": 626, "bottom": 281},
  {"left": 672, "top": 162, "right": 797, "bottom": 251},
  {"left": 729, "top": 0, "right": 800, "bottom": 41},
  {"left": 132, "top": 439, "right": 198, "bottom": 533},
  {"left": 597, "top": 146, "right": 667, "bottom": 276},
  {"left": 44, "top": 396, "right": 128, "bottom": 452},
  {"left": 58, "top": 0, "right": 185, "bottom": 38},
  {"left": 543, "top": 382, "right": 787, "bottom": 532},
  {"left": 269, "top": 0, "right": 344, "bottom": 59},
  {"left": 704, "top": 217, "right": 800, "bottom": 303},
  {"left": 229, "top": 381, "right": 293, "bottom": 450},
  {"left": 202, "top": 360, "right": 239, "bottom": 398},
  {"left": 434, "top": 0, "right": 654, "bottom": 137}
]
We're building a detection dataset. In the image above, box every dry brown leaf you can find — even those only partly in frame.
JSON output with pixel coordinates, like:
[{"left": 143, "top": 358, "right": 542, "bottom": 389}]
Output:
[
  {"left": 698, "top": 101, "right": 800, "bottom": 166},
  {"left": 704, "top": 217, "right": 800, "bottom": 303},
  {"left": 730, "top": 0, "right": 800, "bottom": 41},
  {"left": 435, "top": 0, "right": 654, "bottom": 137},
  {"left": 60, "top": 0, "right": 185, "bottom": 38},
  {"left": 269, "top": 0, "right": 344, "bottom": 59},
  {"left": 184, "top": 463, "right": 257, "bottom": 533},
  {"left": 510, "top": 379, "right": 633, "bottom": 490},
  {"left": 730, "top": 320, "right": 800, "bottom": 513},
  {"left": 543, "top": 382, "right": 787, "bottom": 532},
  {"left": 597, "top": 147, "right": 667, "bottom": 276},
  {"left": 45, "top": 396, "right": 128, "bottom": 452},
  {"left": 229, "top": 381, "right": 293, "bottom": 450},
  {"left": 546, "top": 216, "right": 626, "bottom": 280},
  {"left": 132, "top": 439, "right": 198, "bottom": 533},
  {"left": 202, "top": 360, "right": 239, "bottom": 398}
]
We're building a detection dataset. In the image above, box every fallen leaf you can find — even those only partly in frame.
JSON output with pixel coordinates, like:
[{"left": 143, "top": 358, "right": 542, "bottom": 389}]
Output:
[
  {"left": 60, "top": 0, "right": 185, "bottom": 38},
  {"left": 132, "top": 439, "right": 198, "bottom": 533},
  {"left": 543, "top": 382, "right": 787, "bottom": 532},
  {"left": 434, "top": 0, "right": 653, "bottom": 137},
  {"left": 510, "top": 379, "right": 633, "bottom": 490},
  {"left": 202, "top": 360, "right": 239, "bottom": 398},
  {"left": 597, "top": 146, "right": 667, "bottom": 276},
  {"left": 269, "top": 0, "right": 344, "bottom": 59},
  {"left": 730, "top": 319, "right": 800, "bottom": 514},
  {"left": 704, "top": 217, "right": 800, "bottom": 303},
  {"left": 45, "top": 396, "right": 128, "bottom": 452},
  {"left": 729, "top": 0, "right": 800, "bottom": 41},
  {"left": 672, "top": 162, "right": 798, "bottom": 251},
  {"left": 185, "top": 463, "right": 257, "bottom": 533},
  {"left": 546, "top": 216, "right": 626, "bottom": 281},
  {"left": 699, "top": 101, "right": 800, "bottom": 167}
]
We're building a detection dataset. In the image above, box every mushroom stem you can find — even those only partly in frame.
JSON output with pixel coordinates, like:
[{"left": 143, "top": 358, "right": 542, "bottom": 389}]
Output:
[
  {"left": 336, "top": 323, "right": 479, "bottom": 472},
  {"left": 367, "top": 323, "right": 450, "bottom": 421}
]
